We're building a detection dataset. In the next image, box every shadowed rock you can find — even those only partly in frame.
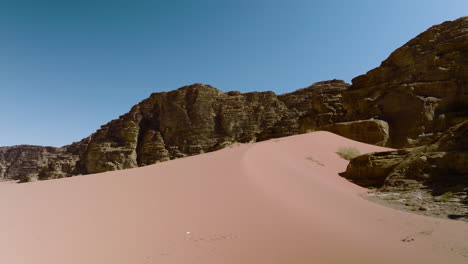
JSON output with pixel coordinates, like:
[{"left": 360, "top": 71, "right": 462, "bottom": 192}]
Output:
[{"left": 341, "top": 121, "right": 468, "bottom": 194}]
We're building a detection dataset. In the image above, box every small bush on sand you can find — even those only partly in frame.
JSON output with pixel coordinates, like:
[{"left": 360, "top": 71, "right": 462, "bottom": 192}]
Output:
[
  {"left": 20, "top": 174, "right": 39, "bottom": 183},
  {"left": 438, "top": 192, "right": 453, "bottom": 202},
  {"left": 336, "top": 147, "right": 361, "bottom": 160}
]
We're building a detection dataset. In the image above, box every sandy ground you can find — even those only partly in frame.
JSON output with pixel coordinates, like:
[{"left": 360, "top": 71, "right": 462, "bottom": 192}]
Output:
[{"left": 0, "top": 131, "right": 467, "bottom": 264}]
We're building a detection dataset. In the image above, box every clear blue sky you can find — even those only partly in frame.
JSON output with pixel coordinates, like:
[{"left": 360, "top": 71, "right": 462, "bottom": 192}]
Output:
[{"left": 0, "top": 0, "right": 466, "bottom": 147}]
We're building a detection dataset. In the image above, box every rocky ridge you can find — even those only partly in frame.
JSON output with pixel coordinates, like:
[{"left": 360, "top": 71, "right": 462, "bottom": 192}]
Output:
[
  {"left": 1, "top": 80, "right": 353, "bottom": 181},
  {"left": 338, "top": 16, "right": 468, "bottom": 220},
  {"left": 1, "top": 16, "right": 467, "bottom": 186},
  {"left": 342, "top": 16, "right": 468, "bottom": 148}
]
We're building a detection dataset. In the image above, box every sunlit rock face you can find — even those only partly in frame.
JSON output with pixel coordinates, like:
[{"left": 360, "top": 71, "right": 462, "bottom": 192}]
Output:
[
  {"left": 1, "top": 17, "right": 467, "bottom": 181},
  {"left": 342, "top": 16, "right": 468, "bottom": 147},
  {"left": 0, "top": 80, "right": 352, "bottom": 180}
]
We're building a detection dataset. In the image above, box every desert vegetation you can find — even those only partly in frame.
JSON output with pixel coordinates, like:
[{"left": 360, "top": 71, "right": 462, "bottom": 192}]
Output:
[{"left": 336, "top": 147, "right": 361, "bottom": 160}]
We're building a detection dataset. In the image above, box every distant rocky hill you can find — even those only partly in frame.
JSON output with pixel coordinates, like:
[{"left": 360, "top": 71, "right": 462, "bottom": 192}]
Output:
[{"left": 1, "top": 16, "right": 466, "bottom": 182}]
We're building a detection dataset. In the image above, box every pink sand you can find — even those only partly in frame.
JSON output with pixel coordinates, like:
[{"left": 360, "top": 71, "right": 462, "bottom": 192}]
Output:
[{"left": 0, "top": 131, "right": 466, "bottom": 263}]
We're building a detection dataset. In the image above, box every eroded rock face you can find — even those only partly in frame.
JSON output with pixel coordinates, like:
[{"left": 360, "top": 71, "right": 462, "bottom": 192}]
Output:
[
  {"left": 82, "top": 81, "right": 351, "bottom": 174},
  {"left": 340, "top": 149, "right": 409, "bottom": 187},
  {"left": 277, "top": 79, "right": 349, "bottom": 134},
  {"left": 1, "top": 17, "right": 467, "bottom": 182},
  {"left": 320, "top": 119, "right": 389, "bottom": 146},
  {"left": 0, "top": 145, "right": 80, "bottom": 182},
  {"left": 0, "top": 81, "right": 352, "bottom": 180},
  {"left": 343, "top": 16, "right": 468, "bottom": 148},
  {"left": 341, "top": 121, "right": 468, "bottom": 193}
]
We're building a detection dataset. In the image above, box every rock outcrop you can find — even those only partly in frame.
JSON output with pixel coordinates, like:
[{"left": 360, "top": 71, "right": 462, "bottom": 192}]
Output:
[
  {"left": 341, "top": 121, "right": 468, "bottom": 194},
  {"left": 321, "top": 119, "right": 389, "bottom": 146},
  {"left": 81, "top": 80, "right": 353, "bottom": 174},
  {"left": 342, "top": 16, "right": 468, "bottom": 148},
  {"left": 1, "top": 80, "right": 352, "bottom": 181},
  {"left": 1, "top": 17, "right": 467, "bottom": 182},
  {"left": 0, "top": 145, "right": 81, "bottom": 182},
  {"left": 341, "top": 121, "right": 468, "bottom": 220}
]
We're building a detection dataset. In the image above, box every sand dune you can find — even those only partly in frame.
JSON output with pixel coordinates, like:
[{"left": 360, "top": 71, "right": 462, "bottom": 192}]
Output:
[{"left": 0, "top": 132, "right": 467, "bottom": 264}]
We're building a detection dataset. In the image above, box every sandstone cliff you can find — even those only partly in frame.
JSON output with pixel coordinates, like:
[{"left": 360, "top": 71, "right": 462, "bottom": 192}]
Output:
[
  {"left": 1, "top": 17, "right": 466, "bottom": 182},
  {"left": 343, "top": 16, "right": 468, "bottom": 147},
  {"left": 1, "top": 80, "right": 352, "bottom": 181},
  {"left": 340, "top": 121, "right": 468, "bottom": 219}
]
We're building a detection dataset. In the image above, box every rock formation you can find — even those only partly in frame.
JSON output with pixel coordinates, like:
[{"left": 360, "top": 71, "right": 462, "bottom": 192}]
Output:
[
  {"left": 342, "top": 121, "right": 468, "bottom": 192},
  {"left": 1, "top": 16, "right": 466, "bottom": 182},
  {"left": 1, "top": 80, "right": 353, "bottom": 181},
  {"left": 339, "top": 16, "right": 467, "bottom": 196},
  {"left": 340, "top": 121, "right": 467, "bottom": 219},
  {"left": 343, "top": 16, "right": 468, "bottom": 147},
  {"left": 0, "top": 145, "right": 81, "bottom": 182},
  {"left": 320, "top": 119, "right": 389, "bottom": 146}
]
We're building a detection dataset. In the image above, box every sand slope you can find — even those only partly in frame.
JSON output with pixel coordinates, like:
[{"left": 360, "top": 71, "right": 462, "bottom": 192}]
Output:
[{"left": 0, "top": 132, "right": 467, "bottom": 264}]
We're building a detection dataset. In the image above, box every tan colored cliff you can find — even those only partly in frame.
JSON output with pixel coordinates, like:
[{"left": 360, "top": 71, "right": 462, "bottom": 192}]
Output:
[
  {"left": 1, "top": 17, "right": 466, "bottom": 182},
  {"left": 1, "top": 80, "right": 352, "bottom": 181},
  {"left": 343, "top": 16, "right": 468, "bottom": 147}
]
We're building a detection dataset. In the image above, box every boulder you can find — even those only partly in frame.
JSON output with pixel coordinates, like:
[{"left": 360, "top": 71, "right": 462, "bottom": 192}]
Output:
[
  {"left": 320, "top": 119, "right": 389, "bottom": 146},
  {"left": 339, "top": 149, "right": 408, "bottom": 187},
  {"left": 341, "top": 121, "right": 468, "bottom": 193}
]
